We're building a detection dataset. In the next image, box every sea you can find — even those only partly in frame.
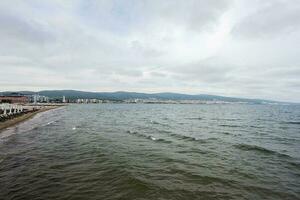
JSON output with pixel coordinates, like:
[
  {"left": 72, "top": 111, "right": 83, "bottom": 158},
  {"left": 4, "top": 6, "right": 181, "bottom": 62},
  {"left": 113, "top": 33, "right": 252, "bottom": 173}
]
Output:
[{"left": 0, "top": 104, "right": 299, "bottom": 200}]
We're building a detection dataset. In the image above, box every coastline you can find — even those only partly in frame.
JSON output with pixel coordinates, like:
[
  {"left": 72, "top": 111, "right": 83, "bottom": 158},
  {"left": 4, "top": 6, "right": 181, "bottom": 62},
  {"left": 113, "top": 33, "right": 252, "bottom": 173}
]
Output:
[{"left": 0, "top": 106, "right": 62, "bottom": 132}]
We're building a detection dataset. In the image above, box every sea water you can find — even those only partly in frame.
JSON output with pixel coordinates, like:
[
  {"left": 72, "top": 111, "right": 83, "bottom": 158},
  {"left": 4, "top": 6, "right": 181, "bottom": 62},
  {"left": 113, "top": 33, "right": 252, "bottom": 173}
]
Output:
[{"left": 0, "top": 104, "right": 299, "bottom": 199}]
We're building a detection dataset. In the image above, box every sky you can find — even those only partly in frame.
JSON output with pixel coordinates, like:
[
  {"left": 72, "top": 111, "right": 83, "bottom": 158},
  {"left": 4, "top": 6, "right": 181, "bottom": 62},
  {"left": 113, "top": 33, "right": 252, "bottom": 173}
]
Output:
[{"left": 0, "top": 0, "right": 299, "bottom": 102}]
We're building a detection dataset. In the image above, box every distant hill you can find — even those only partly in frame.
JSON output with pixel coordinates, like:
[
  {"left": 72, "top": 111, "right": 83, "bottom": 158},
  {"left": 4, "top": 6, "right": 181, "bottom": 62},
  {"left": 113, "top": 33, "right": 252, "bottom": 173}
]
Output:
[{"left": 0, "top": 90, "right": 280, "bottom": 104}]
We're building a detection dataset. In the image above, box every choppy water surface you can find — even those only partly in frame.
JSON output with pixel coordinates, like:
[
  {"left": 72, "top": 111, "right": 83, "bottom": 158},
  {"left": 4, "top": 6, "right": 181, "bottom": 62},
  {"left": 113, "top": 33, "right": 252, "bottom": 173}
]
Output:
[{"left": 0, "top": 104, "right": 300, "bottom": 199}]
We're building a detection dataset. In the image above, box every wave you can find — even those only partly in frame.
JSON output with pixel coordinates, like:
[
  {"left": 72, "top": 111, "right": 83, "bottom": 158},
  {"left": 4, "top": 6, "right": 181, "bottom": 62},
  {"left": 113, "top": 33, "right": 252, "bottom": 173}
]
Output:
[
  {"left": 126, "top": 130, "right": 139, "bottom": 135},
  {"left": 157, "top": 129, "right": 172, "bottom": 134},
  {"left": 223, "top": 118, "right": 240, "bottom": 121},
  {"left": 281, "top": 121, "right": 300, "bottom": 125},
  {"left": 126, "top": 130, "right": 172, "bottom": 144},
  {"left": 176, "top": 148, "right": 209, "bottom": 155},
  {"left": 46, "top": 120, "right": 57, "bottom": 126},
  {"left": 170, "top": 133, "right": 198, "bottom": 141},
  {"left": 287, "top": 161, "right": 300, "bottom": 170},
  {"left": 220, "top": 131, "right": 231, "bottom": 135},
  {"left": 150, "top": 120, "right": 160, "bottom": 125},
  {"left": 219, "top": 124, "right": 243, "bottom": 128},
  {"left": 212, "top": 118, "right": 240, "bottom": 121},
  {"left": 185, "top": 117, "right": 203, "bottom": 120},
  {"left": 148, "top": 136, "right": 172, "bottom": 143},
  {"left": 234, "top": 144, "right": 291, "bottom": 158},
  {"left": 168, "top": 133, "right": 213, "bottom": 143},
  {"left": 249, "top": 125, "right": 265, "bottom": 129},
  {"left": 149, "top": 120, "right": 170, "bottom": 127}
]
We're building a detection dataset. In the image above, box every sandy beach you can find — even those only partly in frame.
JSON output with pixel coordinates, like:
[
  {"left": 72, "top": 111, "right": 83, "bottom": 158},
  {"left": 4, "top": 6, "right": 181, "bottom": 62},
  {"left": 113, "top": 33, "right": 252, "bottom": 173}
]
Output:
[{"left": 0, "top": 106, "right": 61, "bottom": 132}]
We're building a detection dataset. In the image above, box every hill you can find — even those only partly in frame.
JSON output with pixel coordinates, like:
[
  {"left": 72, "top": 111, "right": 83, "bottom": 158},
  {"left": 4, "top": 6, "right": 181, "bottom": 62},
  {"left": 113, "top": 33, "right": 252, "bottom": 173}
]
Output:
[{"left": 0, "top": 90, "right": 279, "bottom": 104}]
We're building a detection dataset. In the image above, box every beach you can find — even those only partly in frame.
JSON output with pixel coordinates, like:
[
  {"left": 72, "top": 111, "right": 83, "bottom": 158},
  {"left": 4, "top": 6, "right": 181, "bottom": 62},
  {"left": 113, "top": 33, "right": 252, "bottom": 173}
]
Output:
[{"left": 0, "top": 105, "right": 62, "bottom": 132}]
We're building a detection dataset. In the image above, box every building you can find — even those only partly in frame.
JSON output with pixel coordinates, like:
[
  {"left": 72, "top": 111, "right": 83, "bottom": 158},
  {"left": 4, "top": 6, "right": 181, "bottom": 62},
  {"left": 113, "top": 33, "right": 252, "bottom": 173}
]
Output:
[
  {"left": 0, "top": 96, "right": 29, "bottom": 104},
  {"left": 31, "top": 94, "right": 49, "bottom": 103}
]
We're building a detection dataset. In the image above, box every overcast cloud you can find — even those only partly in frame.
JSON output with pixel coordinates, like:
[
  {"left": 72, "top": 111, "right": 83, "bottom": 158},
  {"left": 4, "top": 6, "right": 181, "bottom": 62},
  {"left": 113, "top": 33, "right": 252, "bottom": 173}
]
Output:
[{"left": 0, "top": 0, "right": 299, "bottom": 102}]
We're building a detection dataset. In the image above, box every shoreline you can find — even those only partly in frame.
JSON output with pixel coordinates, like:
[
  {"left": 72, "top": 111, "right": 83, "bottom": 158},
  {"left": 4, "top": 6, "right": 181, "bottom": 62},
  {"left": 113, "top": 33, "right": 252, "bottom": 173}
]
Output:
[{"left": 0, "top": 106, "right": 62, "bottom": 132}]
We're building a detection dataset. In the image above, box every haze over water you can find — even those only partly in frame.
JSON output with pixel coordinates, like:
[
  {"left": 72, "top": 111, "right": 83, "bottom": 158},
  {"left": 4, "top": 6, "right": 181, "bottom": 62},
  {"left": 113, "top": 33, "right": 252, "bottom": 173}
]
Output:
[{"left": 0, "top": 104, "right": 300, "bottom": 199}]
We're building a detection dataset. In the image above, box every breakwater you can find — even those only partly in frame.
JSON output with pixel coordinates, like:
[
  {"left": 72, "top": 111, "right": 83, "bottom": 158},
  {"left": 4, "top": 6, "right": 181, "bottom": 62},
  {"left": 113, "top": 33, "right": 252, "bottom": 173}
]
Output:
[{"left": 0, "top": 104, "right": 25, "bottom": 121}]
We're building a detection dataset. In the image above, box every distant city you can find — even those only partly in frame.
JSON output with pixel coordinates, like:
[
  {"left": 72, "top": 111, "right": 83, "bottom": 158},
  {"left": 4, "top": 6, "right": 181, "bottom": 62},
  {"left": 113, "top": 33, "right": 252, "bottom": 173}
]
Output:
[
  {"left": 0, "top": 92, "right": 242, "bottom": 105},
  {"left": 0, "top": 90, "right": 286, "bottom": 105}
]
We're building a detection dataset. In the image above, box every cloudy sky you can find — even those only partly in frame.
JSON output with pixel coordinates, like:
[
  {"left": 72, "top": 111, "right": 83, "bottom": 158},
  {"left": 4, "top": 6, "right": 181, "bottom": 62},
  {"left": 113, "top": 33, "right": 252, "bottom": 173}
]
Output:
[{"left": 0, "top": 0, "right": 299, "bottom": 102}]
